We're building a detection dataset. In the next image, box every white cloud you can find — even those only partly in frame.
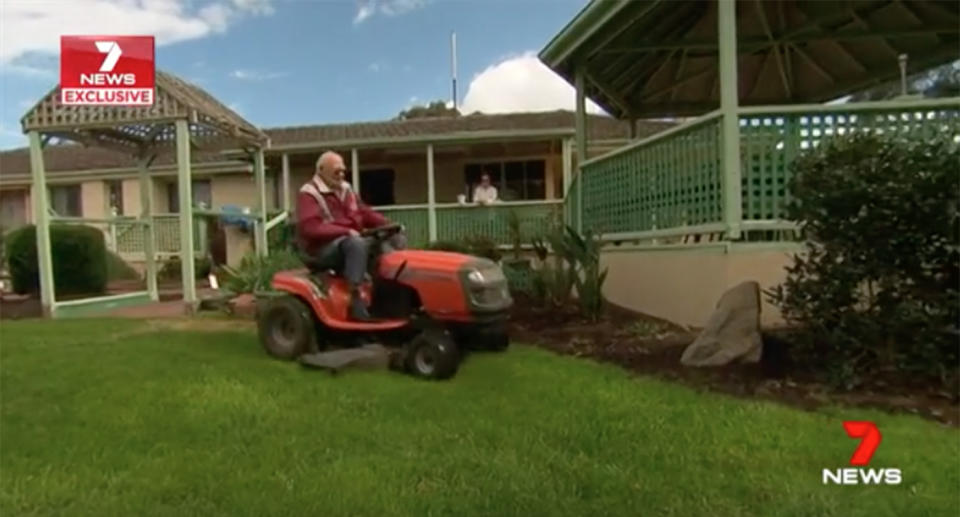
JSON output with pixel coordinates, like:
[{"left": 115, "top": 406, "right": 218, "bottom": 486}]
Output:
[
  {"left": 353, "top": 0, "right": 428, "bottom": 24},
  {"left": 0, "top": 0, "right": 275, "bottom": 65},
  {"left": 229, "top": 69, "right": 287, "bottom": 81},
  {"left": 368, "top": 62, "right": 389, "bottom": 73},
  {"left": 461, "top": 51, "right": 606, "bottom": 115},
  {"left": 1, "top": 63, "right": 56, "bottom": 80}
]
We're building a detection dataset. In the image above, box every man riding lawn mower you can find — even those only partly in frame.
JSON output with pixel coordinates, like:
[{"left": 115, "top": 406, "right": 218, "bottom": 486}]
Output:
[{"left": 256, "top": 152, "right": 512, "bottom": 380}]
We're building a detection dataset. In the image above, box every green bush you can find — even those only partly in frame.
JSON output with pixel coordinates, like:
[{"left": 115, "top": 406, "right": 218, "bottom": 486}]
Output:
[
  {"left": 219, "top": 250, "right": 303, "bottom": 294},
  {"left": 159, "top": 256, "right": 212, "bottom": 281},
  {"left": 106, "top": 251, "right": 140, "bottom": 281},
  {"left": 461, "top": 235, "right": 502, "bottom": 262},
  {"left": 5, "top": 224, "right": 108, "bottom": 296},
  {"left": 768, "top": 133, "right": 959, "bottom": 392},
  {"left": 550, "top": 226, "right": 607, "bottom": 321}
]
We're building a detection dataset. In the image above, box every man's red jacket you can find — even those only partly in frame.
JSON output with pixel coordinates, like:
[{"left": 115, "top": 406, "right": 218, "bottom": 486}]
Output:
[{"left": 296, "top": 178, "right": 388, "bottom": 253}]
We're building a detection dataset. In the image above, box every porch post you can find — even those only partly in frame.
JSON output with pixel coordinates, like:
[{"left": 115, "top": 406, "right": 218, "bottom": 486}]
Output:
[
  {"left": 426, "top": 144, "right": 437, "bottom": 241},
  {"left": 561, "top": 137, "right": 572, "bottom": 195},
  {"left": 175, "top": 119, "right": 197, "bottom": 310},
  {"left": 351, "top": 148, "right": 360, "bottom": 194},
  {"left": 253, "top": 148, "right": 268, "bottom": 256},
  {"left": 718, "top": 0, "right": 742, "bottom": 239},
  {"left": 28, "top": 131, "right": 55, "bottom": 316},
  {"left": 281, "top": 153, "right": 291, "bottom": 213},
  {"left": 574, "top": 68, "right": 587, "bottom": 233},
  {"left": 138, "top": 157, "right": 158, "bottom": 301}
]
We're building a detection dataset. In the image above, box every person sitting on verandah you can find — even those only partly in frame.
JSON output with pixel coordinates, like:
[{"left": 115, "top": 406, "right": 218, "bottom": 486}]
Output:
[
  {"left": 296, "top": 151, "right": 406, "bottom": 321},
  {"left": 473, "top": 173, "right": 498, "bottom": 205}
]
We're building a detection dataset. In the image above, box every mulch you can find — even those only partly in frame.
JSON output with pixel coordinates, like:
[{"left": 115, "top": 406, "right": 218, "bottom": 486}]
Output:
[{"left": 508, "top": 297, "right": 960, "bottom": 427}]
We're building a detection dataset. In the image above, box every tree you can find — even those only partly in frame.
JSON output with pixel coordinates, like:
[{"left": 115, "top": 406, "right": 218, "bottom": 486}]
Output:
[
  {"left": 395, "top": 100, "right": 459, "bottom": 120},
  {"left": 848, "top": 60, "right": 960, "bottom": 102}
]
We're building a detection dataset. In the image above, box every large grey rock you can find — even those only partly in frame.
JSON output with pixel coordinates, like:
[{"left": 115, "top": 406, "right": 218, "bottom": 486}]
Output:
[{"left": 681, "top": 281, "right": 763, "bottom": 367}]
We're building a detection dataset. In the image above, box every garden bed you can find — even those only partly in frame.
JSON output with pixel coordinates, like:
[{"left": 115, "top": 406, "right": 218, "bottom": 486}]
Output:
[{"left": 507, "top": 297, "right": 960, "bottom": 427}]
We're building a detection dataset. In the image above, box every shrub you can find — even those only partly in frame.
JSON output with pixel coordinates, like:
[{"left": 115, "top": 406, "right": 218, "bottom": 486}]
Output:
[
  {"left": 158, "top": 256, "right": 212, "bottom": 281},
  {"left": 5, "top": 224, "right": 108, "bottom": 296},
  {"left": 553, "top": 226, "right": 608, "bottom": 321},
  {"left": 767, "top": 133, "right": 959, "bottom": 392},
  {"left": 106, "top": 251, "right": 140, "bottom": 281},
  {"left": 219, "top": 250, "right": 303, "bottom": 294}
]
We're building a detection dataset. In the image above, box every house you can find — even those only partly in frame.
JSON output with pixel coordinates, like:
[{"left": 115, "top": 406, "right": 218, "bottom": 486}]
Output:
[{"left": 0, "top": 111, "right": 671, "bottom": 266}]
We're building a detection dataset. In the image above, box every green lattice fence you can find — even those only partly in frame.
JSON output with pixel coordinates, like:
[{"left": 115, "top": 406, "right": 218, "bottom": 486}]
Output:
[
  {"left": 739, "top": 102, "right": 960, "bottom": 221},
  {"left": 378, "top": 205, "right": 430, "bottom": 247},
  {"left": 436, "top": 201, "right": 563, "bottom": 245},
  {"left": 115, "top": 215, "right": 205, "bottom": 254},
  {"left": 579, "top": 113, "right": 723, "bottom": 236}
]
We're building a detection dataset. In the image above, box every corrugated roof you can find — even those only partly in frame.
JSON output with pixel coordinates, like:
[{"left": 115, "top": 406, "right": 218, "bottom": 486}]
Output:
[{"left": 0, "top": 111, "right": 670, "bottom": 178}]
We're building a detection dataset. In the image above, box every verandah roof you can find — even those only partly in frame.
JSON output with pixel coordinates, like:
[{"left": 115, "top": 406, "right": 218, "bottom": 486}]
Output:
[{"left": 539, "top": 0, "right": 960, "bottom": 118}]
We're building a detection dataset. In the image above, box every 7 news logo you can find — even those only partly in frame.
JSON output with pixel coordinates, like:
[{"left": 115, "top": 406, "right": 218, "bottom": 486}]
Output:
[
  {"left": 60, "top": 35, "right": 155, "bottom": 106},
  {"left": 822, "top": 421, "right": 902, "bottom": 485}
]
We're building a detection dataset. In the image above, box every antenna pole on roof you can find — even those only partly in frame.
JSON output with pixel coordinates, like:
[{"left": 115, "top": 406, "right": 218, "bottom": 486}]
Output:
[{"left": 451, "top": 31, "right": 458, "bottom": 110}]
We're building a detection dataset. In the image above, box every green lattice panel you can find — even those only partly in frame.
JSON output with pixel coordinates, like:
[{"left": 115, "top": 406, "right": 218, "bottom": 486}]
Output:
[
  {"left": 740, "top": 106, "right": 960, "bottom": 221},
  {"left": 379, "top": 207, "right": 429, "bottom": 247},
  {"left": 436, "top": 203, "right": 561, "bottom": 245},
  {"left": 581, "top": 117, "right": 722, "bottom": 234},
  {"left": 115, "top": 222, "right": 145, "bottom": 253}
]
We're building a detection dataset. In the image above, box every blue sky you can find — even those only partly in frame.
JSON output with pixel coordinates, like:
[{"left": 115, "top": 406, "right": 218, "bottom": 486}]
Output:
[{"left": 0, "top": 0, "right": 596, "bottom": 150}]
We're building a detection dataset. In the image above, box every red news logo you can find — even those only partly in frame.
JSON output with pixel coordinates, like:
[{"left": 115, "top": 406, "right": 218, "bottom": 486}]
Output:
[
  {"left": 822, "top": 421, "right": 902, "bottom": 486},
  {"left": 60, "top": 36, "right": 155, "bottom": 106}
]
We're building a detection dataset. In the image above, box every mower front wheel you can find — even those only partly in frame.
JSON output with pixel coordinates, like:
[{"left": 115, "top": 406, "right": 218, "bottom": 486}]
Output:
[
  {"left": 257, "top": 295, "right": 318, "bottom": 360},
  {"left": 405, "top": 330, "right": 460, "bottom": 380}
]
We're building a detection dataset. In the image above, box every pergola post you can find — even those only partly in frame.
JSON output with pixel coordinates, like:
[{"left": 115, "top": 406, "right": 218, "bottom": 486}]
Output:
[
  {"left": 561, "top": 137, "right": 573, "bottom": 195},
  {"left": 281, "top": 153, "right": 291, "bottom": 213},
  {"left": 175, "top": 119, "right": 197, "bottom": 309},
  {"left": 351, "top": 148, "right": 360, "bottom": 194},
  {"left": 253, "top": 148, "right": 268, "bottom": 256},
  {"left": 718, "top": 0, "right": 743, "bottom": 239},
  {"left": 137, "top": 157, "right": 158, "bottom": 301},
  {"left": 574, "top": 68, "right": 587, "bottom": 233},
  {"left": 426, "top": 144, "right": 437, "bottom": 242},
  {"left": 28, "top": 131, "right": 55, "bottom": 316}
]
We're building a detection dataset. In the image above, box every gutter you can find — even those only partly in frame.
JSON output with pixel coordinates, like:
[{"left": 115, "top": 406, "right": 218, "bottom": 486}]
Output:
[{"left": 261, "top": 127, "right": 577, "bottom": 153}]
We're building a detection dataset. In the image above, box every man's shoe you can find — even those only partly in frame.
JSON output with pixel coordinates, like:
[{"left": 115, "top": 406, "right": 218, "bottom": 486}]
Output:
[{"left": 348, "top": 294, "right": 375, "bottom": 322}]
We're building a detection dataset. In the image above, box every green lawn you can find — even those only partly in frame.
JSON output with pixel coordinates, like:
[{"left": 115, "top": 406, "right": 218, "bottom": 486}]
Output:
[{"left": 1, "top": 319, "right": 957, "bottom": 517}]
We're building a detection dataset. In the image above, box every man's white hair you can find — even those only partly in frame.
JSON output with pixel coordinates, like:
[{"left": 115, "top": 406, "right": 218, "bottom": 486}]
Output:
[{"left": 315, "top": 151, "right": 341, "bottom": 172}]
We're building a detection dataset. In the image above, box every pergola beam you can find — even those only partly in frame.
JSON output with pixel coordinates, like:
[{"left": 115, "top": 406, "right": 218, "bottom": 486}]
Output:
[
  {"left": 582, "top": 68, "right": 633, "bottom": 118},
  {"left": 789, "top": 43, "right": 837, "bottom": 84},
  {"left": 754, "top": 0, "right": 792, "bottom": 99},
  {"left": 597, "top": 27, "right": 957, "bottom": 54}
]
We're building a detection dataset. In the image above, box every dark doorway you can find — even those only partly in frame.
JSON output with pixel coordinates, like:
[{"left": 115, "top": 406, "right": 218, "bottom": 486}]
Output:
[{"left": 359, "top": 169, "right": 396, "bottom": 206}]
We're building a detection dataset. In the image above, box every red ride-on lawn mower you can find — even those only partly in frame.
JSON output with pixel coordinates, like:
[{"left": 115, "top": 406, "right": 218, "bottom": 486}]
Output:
[{"left": 255, "top": 223, "right": 512, "bottom": 380}]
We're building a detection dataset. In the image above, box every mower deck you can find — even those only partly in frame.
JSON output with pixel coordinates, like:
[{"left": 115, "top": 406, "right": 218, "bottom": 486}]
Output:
[{"left": 298, "top": 344, "right": 397, "bottom": 374}]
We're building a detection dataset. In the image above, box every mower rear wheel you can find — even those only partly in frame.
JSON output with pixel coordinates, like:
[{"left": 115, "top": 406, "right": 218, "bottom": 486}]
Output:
[
  {"left": 405, "top": 330, "right": 460, "bottom": 380},
  {"left": 257, "top": 295, "right": 318, "bottom": 360}
]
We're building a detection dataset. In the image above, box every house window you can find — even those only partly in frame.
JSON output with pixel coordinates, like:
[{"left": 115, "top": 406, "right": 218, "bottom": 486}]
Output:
[
  {"left": 0, "top": 190, "right": 28, "bottom": 229},
  {"left": 50, "top": 184, "right": 82, "bottom": 217},
  {"left": 167, "top": 180, "right": 212, "bottom": 213},
  {"left": 464, "top": 160, "right": 546, "bottom": 201},
  {"left": 106, "top": 180, "right": 124, "bottom": 215},
  {"left": 359, "top": 169, "right": 396, "bottom": 206}
]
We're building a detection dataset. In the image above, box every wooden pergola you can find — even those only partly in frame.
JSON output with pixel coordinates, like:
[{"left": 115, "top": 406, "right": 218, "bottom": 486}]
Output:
[
  {"left": 540, "top": 0, "right": 960, "bottom": 237},
  {"left": 20, "top": 70, "right": 269, "bottom": 317}
]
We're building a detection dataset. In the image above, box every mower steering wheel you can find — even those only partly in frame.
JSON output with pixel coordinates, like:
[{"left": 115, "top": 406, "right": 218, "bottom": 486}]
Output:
[{"left": 361, "top": 222, "right": 404, "bottom": 239}]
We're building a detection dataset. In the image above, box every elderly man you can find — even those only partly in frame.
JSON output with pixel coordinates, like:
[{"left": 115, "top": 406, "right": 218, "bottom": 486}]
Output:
[
  {"left": 472, "top": 173, "right": 498, "bottom": 205},
  {"left": 297, "top": 151, "right": 406, "bottom": 321}
]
